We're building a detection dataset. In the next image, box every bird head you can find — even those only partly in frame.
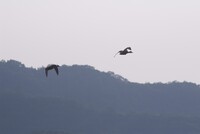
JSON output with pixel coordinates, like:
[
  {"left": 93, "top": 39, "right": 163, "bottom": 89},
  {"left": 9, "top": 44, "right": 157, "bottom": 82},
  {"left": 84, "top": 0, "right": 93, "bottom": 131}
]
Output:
[{"left": 127, "top": 47, "right": 131, "bottom": 50}]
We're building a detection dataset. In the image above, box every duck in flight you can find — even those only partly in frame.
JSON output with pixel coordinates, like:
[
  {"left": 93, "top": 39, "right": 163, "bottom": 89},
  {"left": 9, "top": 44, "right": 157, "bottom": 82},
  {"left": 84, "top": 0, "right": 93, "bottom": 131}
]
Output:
[
  {"left": 114, "top": 47, "right": 133, "bottom": 57},
  {"left": 45, "top": 64, "right": 60, "bottom": 77}
]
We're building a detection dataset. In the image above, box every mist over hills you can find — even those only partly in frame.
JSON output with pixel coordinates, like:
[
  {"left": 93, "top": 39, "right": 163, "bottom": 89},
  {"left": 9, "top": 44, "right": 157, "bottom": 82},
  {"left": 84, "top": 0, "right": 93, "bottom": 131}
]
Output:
[{"left": 1, "top": 60, "right": 200, "bottom": 134}]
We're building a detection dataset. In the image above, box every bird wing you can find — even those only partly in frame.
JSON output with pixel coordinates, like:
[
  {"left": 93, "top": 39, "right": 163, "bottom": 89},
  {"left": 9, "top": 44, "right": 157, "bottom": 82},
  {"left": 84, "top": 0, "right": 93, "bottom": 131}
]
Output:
[
  {"left": 45, "top": 69, "right": 48, "bottom": 77},
  {"left": 114, "top": 51, "right": 119, "bottom": 57},
  {"left": 54, "top": 67, "right": 59, "bottom": 75}
]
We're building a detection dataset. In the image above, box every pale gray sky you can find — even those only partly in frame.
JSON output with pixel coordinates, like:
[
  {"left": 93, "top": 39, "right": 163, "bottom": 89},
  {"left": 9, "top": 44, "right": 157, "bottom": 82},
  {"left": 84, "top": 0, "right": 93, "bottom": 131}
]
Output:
[{"left": 0, "top": 0, "right": 200, "bottom": 83}]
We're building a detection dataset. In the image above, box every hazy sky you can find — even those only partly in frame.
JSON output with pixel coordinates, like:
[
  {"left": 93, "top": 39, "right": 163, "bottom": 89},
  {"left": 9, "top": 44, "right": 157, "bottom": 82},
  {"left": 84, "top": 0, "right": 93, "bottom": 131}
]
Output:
[{"left": 0, "top": 0, "right": 200, "bottom": 83}]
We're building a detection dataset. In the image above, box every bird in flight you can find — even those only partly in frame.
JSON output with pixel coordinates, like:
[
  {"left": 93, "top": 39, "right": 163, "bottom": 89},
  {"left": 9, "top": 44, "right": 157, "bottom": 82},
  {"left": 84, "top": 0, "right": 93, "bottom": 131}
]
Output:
[
  {"left": 114, "top": 47, "right": 133, "bottom": 57},
  {"left": 45, "top": 64, "right": 60, "bottom": 77}
]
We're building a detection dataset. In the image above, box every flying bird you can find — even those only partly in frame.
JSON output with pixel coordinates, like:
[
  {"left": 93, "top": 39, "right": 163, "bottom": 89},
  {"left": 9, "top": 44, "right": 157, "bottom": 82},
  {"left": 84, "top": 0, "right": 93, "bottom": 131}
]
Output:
[
  {"left": 45, "top": 64, "right": 60, "bottom": 77},
  {"left": 114, "top": 47, "right": 133, "bottom": 57}
]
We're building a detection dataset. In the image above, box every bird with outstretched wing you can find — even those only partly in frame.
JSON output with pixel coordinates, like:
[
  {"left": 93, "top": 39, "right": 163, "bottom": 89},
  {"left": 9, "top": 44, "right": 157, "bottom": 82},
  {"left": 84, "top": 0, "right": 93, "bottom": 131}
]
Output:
[
  {"left": 114, "top": 47, "right": 133, "bottom": 57},
  {"left": 45, "top": 64, "right": 60, "bottom": 77}
]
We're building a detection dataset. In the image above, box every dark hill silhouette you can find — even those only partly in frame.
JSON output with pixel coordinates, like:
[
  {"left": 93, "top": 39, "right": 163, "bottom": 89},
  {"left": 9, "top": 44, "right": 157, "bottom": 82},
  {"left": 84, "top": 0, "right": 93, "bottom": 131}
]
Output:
[{"left": 1, "top": 59, "right": 200, "bottom": 134}]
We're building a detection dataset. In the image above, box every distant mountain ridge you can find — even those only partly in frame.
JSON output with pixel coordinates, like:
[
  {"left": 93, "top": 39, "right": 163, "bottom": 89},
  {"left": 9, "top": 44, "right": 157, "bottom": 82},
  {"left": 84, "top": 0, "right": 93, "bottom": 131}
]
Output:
[{"left": 1, "top": 59, "right": 200, "bottom": 134}]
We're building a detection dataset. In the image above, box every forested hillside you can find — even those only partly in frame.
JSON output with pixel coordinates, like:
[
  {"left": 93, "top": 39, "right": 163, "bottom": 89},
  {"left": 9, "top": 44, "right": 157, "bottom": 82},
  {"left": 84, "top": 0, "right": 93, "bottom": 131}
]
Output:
[{"left": 1, "top": 60, "right": 200, "bottom": 134}]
